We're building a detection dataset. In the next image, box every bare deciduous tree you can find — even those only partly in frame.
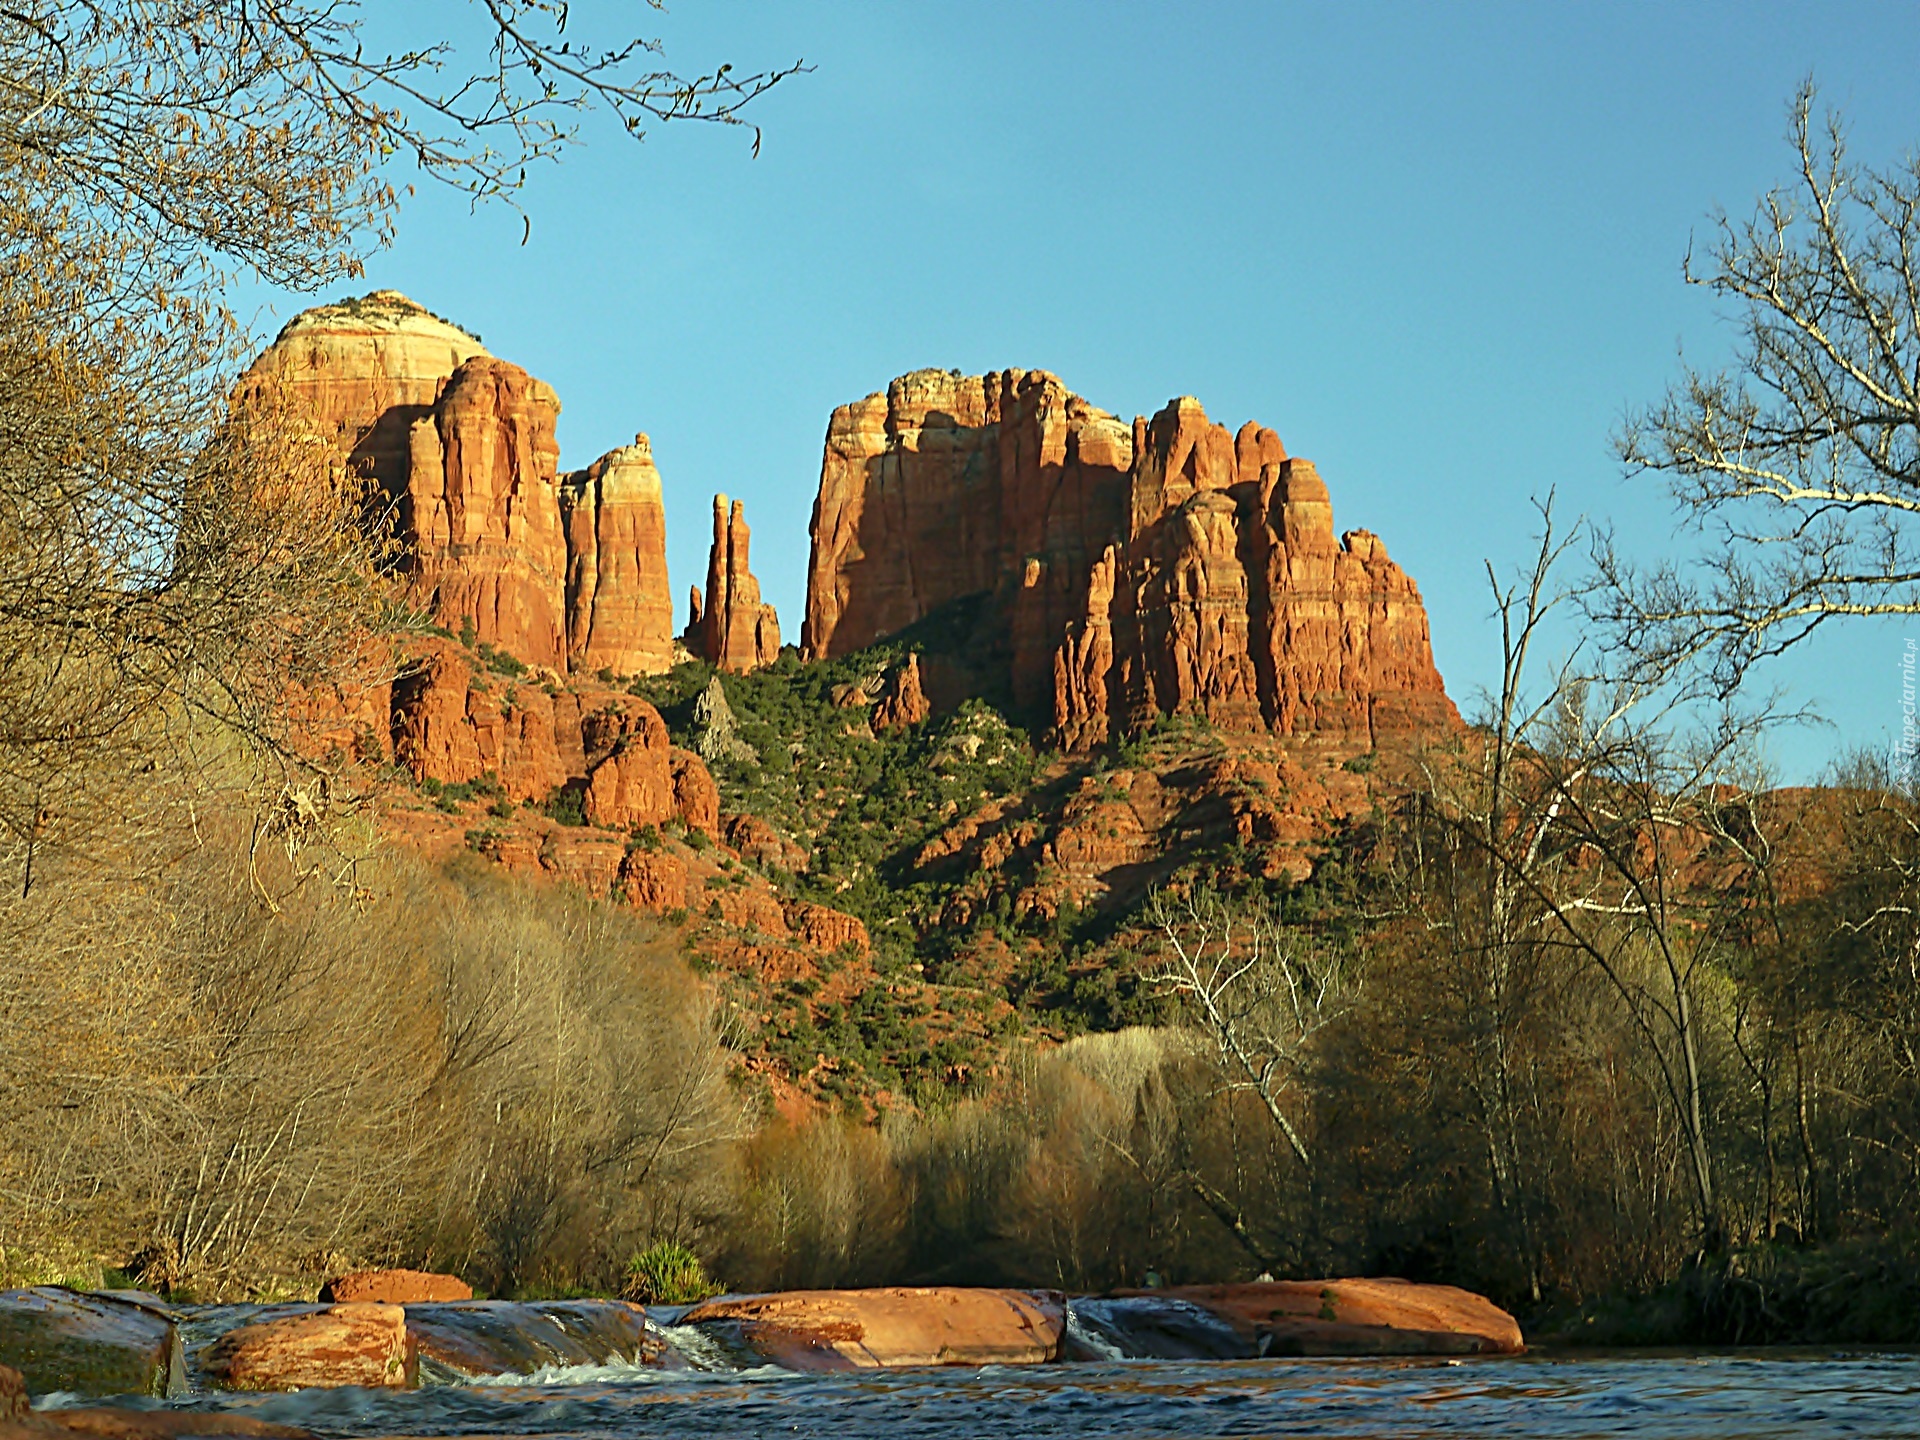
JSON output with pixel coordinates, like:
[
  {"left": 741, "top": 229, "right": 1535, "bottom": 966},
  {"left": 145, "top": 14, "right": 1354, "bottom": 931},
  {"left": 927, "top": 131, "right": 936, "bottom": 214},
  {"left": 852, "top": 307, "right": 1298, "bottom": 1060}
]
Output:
[
  {"left": 0, "top": 2, "right": 798, "bottom": 886},
  {"left": 1146, "top": 886, "right": 1355, "bottom": 1175},
  {"left": 1594, "top": 80, "right": 1920, "bottom": 696}
]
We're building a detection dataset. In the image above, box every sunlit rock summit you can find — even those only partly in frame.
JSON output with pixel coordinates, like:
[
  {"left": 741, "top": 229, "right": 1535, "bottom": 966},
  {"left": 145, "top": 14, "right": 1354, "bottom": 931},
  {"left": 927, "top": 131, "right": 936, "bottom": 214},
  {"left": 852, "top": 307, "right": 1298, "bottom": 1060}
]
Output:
[
  {"left": 802, "top": 368, "right": 1457, "bottom": 749},
  {"left": 243, "top": 291, "right": 682, "bottom": 678}
]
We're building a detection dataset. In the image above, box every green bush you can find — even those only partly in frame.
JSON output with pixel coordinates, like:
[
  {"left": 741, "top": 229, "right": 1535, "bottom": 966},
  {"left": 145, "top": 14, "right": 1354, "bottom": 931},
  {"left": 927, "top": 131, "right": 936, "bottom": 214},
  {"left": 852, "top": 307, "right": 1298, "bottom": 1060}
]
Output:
[
  {"left": 542, "top": 783, "right": 587, "bottom": 828},
  {"left": 477, "top": 642, "right": 528, "bottom": 677},
  {"left": 621, "top": 1241, "right": 719, "bottom": 1305}
]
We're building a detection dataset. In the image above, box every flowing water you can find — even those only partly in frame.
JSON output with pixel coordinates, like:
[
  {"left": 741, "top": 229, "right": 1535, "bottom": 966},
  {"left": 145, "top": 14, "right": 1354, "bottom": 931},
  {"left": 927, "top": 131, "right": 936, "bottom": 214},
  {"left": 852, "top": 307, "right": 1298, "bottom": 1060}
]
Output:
[{"left": 41, "top": 1350, "right": 1920, "bottom": 1439}]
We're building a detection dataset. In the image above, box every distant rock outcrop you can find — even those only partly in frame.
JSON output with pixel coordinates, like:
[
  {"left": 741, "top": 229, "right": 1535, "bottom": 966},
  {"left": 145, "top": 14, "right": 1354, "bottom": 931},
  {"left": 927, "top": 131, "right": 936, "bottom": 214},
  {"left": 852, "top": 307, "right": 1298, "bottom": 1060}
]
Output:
[
  {"left": 691, "top": 674, "right": 757, "bottom": 764},
  {"left": 239, "top": 289, "right": 489, "bottom": 500},
  {"left": 871, "top": 653, "right": 930, "bottom": 732},
  {"left": 802, "top": 369, "right": 1457, "bottom": 748},
  {"left": 688, "top": 495, "right": 781, "bottom": 673},
  {"left": 388, "top": 635, "right": 716, "bottom": 838},
  {"left": 243, "top": 292, "right": 676, "bottom": 679}
]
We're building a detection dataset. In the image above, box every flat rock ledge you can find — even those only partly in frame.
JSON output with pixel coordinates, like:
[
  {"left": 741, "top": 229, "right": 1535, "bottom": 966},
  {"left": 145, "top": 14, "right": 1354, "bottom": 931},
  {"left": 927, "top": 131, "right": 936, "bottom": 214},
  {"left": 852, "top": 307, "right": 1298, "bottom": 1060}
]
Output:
[
  {"left": 1090, "top": 1280, "right": 1526, "bottom": 1358},
  {"left": 680, "top": 1287, "right": 1066, "bottom": 1371},
  {"left": 0, "top": 1280, "right": 1522, "bottom": 1398}
]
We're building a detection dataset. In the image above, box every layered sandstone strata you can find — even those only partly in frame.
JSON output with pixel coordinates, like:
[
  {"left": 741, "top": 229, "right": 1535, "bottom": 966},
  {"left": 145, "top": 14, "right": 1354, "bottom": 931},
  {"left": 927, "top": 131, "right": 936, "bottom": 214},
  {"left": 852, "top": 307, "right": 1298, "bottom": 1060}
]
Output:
[
  {"left": 239, "top": 289, "right": 489, "bottom": 498},
  {"left": 688, "top": 495, "right": 781, "bottom": 673},
  {"left": 561, "top": 436, "right": 677, "bottom": 676},
  {"left": 681, "top": 1288, "right": 1064, "bottom": 1370},
  {"left": 389, "top": 637, "right": 713, "bottom": 832},
  {"left": 244, "top": 293, "right": 676, "bottom": 678},
  {"left": 803, "top": 370, "right": 1455, "bottom": 748},
  {"left": 402, "top": 356, "right": 568, "bottom": 667}
]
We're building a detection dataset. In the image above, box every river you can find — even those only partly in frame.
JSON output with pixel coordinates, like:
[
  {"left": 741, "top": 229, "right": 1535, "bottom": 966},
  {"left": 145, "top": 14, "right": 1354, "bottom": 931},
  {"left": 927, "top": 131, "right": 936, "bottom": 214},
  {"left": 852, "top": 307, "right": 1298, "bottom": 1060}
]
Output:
[{"left": 48, "top": 1350, "right": 1920, "bottom": 1438}]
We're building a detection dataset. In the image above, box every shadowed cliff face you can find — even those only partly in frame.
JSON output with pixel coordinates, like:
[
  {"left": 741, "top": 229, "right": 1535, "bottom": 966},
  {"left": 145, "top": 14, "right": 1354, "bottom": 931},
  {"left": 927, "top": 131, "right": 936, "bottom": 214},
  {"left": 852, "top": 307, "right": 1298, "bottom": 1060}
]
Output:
[
  {"left": 242, "top": 292, "right": 678, "bottom": 679},
  {"left": 802, "top": 370, "right": 1458, "bottom": 750}
]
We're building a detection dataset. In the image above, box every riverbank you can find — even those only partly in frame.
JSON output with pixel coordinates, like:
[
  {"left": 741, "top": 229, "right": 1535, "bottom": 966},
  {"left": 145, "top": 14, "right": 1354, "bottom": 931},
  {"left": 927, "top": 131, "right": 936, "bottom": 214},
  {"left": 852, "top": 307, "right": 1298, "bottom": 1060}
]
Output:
[{"left": 1530, "top": 1239, "right": 1920, "bottom": 1347}]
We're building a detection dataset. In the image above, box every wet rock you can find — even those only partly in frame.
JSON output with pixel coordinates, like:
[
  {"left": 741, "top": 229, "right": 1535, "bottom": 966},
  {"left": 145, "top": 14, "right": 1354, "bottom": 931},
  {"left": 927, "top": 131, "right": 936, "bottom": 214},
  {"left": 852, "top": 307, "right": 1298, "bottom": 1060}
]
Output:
[
  {"left": 5, "top": 1400, "right": 310, "bottom": 1439},
  {"left": 681, "top": 1287, "right": 1064, "bottom": 1371},
  {"left": 200, "top": 1304, "right": 414, "bottom": 1392},
  {"left": 2, "top": 1365, "right": 25, "bottom": 1423},
  {"left": 1063, "top": 1296, "right": 1248, "bottom": 1361},
  {"left": 406, "top": 1301, "right": 669, "bottom": 1379},
  {"left": 316, "top": 1271, "right": 470, "bottom": 1305},
  {"left": 1113, "top": 1280, "right": 1524, "bottom": 1357},
  {"left": 0, "top": 1290, "right": 181, "bottom": 1399}
]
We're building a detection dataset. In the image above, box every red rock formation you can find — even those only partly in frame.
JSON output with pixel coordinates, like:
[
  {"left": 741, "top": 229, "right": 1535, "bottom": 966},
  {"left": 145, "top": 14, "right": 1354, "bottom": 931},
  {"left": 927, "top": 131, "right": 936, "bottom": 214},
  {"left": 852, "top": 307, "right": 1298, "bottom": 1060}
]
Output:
[
  {"left": 670, "top": 748, "right": 721, "bottom": 837},
  {"left": 401, "top": 356, "right": 568, "bottom": 668},
  {"left": 0, "top": 1364, "right": 310, "bottom": 1440},
  {"left": 618, "top": 849, "right": 689, "bottom": 913},
  {"left": 804, "top": 369, "right": 1131, "bottom": 720},
  {"left": 870, "top": 653, "right": 930, "bottom": 731},
  {"left": 680, "top": 1288, "right": 1064, "bottom": 1370},
  {"left": 690, "top": 495, "right": 781, "bottom": 673},
  {"left": 1136, "top": 1280, "right": 1524, "bottom": 1356},
  {"left": 405, "top": 1300, "right": 665, "bottom": 1378},
  {"left": 580, "top": 700, "right": 677, "bottom": 830},
  {"left": 389, "top": 637, "right": 717, "bottom": 834},
  {"left": 245, "top": 294, "right": 675, "bottom": 683},
  {"left": 318, "top": 1270, "right": 471, "bottom": 1304},
  {"left": 780, "top": 901, "right": 871, "bottom": 955},
  {"left": 201, "top": 1304, "right": 415, "bottom": 1391},
  {"left": 238, "top": 290, "right": 487, "bottom": 501},
  {"left": 803, "top": 371, "right": 1455, "bottom": 749},
  {"left": 561, "top": 436, "right": 676, "bottom": 677},
  {"left": 724, "top": 813, "right": 807, "bottom": 872}
]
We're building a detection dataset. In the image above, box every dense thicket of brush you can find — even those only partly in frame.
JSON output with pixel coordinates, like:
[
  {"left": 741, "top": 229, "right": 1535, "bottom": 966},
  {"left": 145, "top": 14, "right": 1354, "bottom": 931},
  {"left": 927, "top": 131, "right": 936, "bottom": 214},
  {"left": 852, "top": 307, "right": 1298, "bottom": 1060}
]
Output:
[{"left": 0, "top": 819, "right": 743, "bottom": 1300}]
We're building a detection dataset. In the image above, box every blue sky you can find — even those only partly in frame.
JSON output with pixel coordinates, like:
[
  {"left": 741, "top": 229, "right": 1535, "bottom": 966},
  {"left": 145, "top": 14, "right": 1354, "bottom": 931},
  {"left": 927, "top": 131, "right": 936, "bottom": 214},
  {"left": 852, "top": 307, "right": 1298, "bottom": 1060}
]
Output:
[{"left": 244, "top": 2, "right": 1920, "bottom": 780}]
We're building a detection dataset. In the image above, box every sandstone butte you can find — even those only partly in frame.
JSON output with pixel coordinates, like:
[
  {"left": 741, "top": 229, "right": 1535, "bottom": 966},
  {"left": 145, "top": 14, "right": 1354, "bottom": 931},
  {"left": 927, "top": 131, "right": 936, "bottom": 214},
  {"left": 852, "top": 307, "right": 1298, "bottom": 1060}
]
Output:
[
  {"left": 801, "top": 368, "right": 1459, "bottom": 750},
  {"left": 686, "top": 494, "right": 782, "bottom": 673},
  {"left": 245, "top": 295, "right": 724, "bottom": 876},
  {"left": 240, "top": 291, "right": 676, "bottom": 679}
]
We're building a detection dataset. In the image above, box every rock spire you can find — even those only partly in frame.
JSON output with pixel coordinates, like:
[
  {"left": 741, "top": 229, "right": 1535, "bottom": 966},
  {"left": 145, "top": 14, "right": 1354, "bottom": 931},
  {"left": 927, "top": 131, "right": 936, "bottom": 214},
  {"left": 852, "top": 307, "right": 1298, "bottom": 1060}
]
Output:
[
  {"left": 688, "top": 494, "right": 781, "bottom": 673},
  {"left": 561, "top": 435, "right": 677, "bottom": 677}
]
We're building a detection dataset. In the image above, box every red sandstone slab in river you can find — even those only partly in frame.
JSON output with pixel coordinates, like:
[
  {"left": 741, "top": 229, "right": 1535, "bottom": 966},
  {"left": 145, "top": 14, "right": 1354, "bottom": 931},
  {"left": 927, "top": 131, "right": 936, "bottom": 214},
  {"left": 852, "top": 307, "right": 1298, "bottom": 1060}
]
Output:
[
  {"left": 679, "top": 1287, "right": 1065, "bottom": 1370},
  {"left": 1112, "top": 1279, "right": 1525, "bottom": 1357}
]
